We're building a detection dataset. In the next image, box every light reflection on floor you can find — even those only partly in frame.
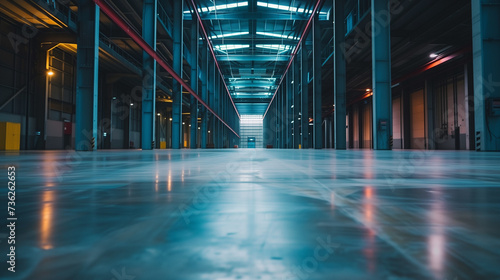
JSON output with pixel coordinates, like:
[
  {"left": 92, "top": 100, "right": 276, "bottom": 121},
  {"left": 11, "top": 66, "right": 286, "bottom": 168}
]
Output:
[{"left": 1, "top": 149, "right": 499, "bottom": 280}]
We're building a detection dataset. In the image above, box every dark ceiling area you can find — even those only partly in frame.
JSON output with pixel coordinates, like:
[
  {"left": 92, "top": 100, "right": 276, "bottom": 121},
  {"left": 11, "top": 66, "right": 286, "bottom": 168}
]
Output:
[{"left": 0, "top": 0, "right": 473, "bottom": 118}]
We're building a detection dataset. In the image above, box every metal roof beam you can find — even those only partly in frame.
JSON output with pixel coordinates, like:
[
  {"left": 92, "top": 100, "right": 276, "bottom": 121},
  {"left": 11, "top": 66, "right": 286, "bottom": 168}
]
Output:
[
  {"left": 184, "top": 12, "right": 310, "bottom": 20},
  {"left": 217, "top": 55, "right": 290, "bottom": 61},
  {"left": 211, "top": 38, "right": 298, "bottom": 45}
]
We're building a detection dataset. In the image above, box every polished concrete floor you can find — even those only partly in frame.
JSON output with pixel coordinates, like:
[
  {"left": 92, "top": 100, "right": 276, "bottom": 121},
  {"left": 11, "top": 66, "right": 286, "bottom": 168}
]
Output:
[{"left": 1, "top": 149, "right": 500, "bottom": 280}]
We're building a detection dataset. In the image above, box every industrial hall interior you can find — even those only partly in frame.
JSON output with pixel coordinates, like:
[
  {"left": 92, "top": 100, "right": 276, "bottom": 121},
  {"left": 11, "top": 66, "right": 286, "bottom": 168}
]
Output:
[{"left": 0, "top": 0, "right": 500, "bottom": 279}]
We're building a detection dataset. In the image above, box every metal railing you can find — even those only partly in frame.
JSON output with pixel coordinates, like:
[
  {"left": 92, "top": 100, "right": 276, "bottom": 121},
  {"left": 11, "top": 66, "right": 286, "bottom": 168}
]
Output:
[{"left": 99, "top": 33, "right": 142, "bottom": 69}]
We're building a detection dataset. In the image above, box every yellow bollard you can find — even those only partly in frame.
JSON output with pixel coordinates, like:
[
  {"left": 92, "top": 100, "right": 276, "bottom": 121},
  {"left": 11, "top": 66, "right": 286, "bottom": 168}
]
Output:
[{"left": 298, "top": 144, "right": 301, "bottom": 149}]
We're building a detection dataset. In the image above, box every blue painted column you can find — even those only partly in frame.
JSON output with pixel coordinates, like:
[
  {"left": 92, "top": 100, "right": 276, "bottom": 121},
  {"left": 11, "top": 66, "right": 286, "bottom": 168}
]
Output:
[
  {"left": 281, "top": 88, "right": 285, "bottom": 148},
  {"left": 201, "top": 41, "right": 208, "bottom": 148},
  {"left": 472, "top": 0, "right": 500, "bottom": 151},
  {"left": 288, "top": 69, "right": 294, "bottom": 148},
  {"left": 225, "top": 89, "right": 228, "bottom": 147},
  {"left": 141, "top": 0, "right": 157, "bottom": 150},
  {"left": 276, "top": 89, "right": 281, "bottom": 148},
  {"left": 276, "top": 97, "right": 280, "bottom": 148},
  {"left": 217, "top": 78, "right": 222, "bottom": 148},
  {"left": 293, "top": 58, "right": 300, "bottom": 148},
  {"left": 214, "top": 76, "right": 219, "bottom": 148},
  {"left": 371, "top": 0, "right": 392, "bottom": 150},
  {"left": 273, "top": 97, "right": 277, "bottom": 147},
  {"left": 172, "top": 0, "right": 183, "bottom": 149},
  {"left": 75, "top": 0, "right": 99, "bottom": 151},
  {"left": 209, "top": 56, "right": 216, "bottom": 146},
  {"left": 334, "top": 0, "right": 347, "bottom": 149},
  {"left": 284, "top": 86, "right": 288, "bottom": 148},
  {"left": 280, "top": 89, "right": 283, "bottom": 148},
  {"left": 301, "top": 43, "right": 309, "bottom": 148},
  {"left": 190, "top": 20, "right": 198, "bottom": 149},
  {"left": 313, "top": 15, "right": 323, "bottom": 149}
]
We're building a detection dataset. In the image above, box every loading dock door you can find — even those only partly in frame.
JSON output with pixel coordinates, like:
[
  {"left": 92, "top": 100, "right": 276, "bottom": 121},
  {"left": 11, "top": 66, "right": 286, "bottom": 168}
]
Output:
[{"left": 248, "top": 137, "right": 256, "bottom": 148}]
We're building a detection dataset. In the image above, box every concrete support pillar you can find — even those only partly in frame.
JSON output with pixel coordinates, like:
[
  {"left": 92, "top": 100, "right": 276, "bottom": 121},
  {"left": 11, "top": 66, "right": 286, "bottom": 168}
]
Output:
[
  {"left": 334, "top": 0, "right": 347, "bottom": 150},
  {"left": 190, "top": 20, "right": 199, "bottom": 149},
  {"left": 472, "top": 0, "right": 500, "bottom": 151},
  {"left": 75, "top": 0, "right": 99, "bottom": 151},
  {"left": 301, "top": 44, "right": 309, "bottom": 148},
  {"left": 313, "top": 16, "right": 323, "bottom": 149},
  {"left": 201, "top": 41, "right": 208, "bottom": 148},
  {"left": 371, "top": 0, "right": 392, "bottom": 150},
  {"left": 141, "top": 0, "right": 157, "bottom": 150},
  {"left": 172, "top": 0, "right": 183, "bottom": 149}
]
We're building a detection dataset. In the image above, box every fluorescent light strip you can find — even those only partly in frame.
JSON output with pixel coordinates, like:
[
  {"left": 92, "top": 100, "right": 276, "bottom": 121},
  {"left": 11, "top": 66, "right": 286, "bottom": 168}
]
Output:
[
  {"left": 209, "top": 31, "right": 249, "bottom": 39},
  {"left": 256, "top": 2, "right": 327, "bottom": 14},
  {"left": 235, "top": 92, "right": 272, "bottom": 95},
  {"left": 256, "top": 31, "right": 298, "bottom": 40},
  {"left": 214, "top": 44, "right": 250, "bottom": 51},
  {"left": 256, "top": 44, "right": 293, "bottom": 51},
  {"left": 185, "top": 1, "right": 248, "bottom": 13},
  {"left": 241, "top": 115, "right": 263, "bottom": 124}
]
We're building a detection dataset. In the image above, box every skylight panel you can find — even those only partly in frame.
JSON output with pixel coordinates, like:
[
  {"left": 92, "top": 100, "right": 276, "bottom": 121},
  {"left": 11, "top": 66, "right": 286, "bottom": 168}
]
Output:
[
  {"left": 214, "top": 44, "right": 250, "bottom": 51},
  {"left": 209, "top": 31, "right": 249, "bottom": 39},
  {"left": 256, "top": 31, "right": 298, "bottom": 40},
  {"left": 184, "top": 1, "right": 248, "bottom": 13},
  {"left": 256, "top": 2, "right": 327, "bottom": 15},
  {"left": 256, "top": 44, "right": 293, "bottom": 51}
]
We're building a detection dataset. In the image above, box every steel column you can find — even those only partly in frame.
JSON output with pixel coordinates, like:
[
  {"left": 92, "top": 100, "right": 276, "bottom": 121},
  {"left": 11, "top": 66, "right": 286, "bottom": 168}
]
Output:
[
  {"left": 334, "top": 0, "right": 347, "bottom": 150},
  {"left": 281, "top": 87, "right": 285, "bottom": 148},
  {"left": 371, "top": 0, "right": 392, "bottom": 150},
  {"left": 172, "top": 0, "right": 183, "bottom": 149},
  {"left": 278, "top": 87, "right": 284, "bottom": 149},
  {"left": 141, "top": 0, "right": 157, "bottom": 150},
  {"left": 201, "top": 41, "right": 208, "bottom": 148},
  {"left": 472, "top": 0, "right": 500, "bottom": 151},
  {"left": 75, "top": 0, "right": 99, "bottom": 151},
  {"left": 276, "top": 96, "right": 280, "bottom": 148},
  {"left": 313, "top": 16, "right": 323, "bottom": 149},
  {"left": 285, "top": 68, "right": 293, "bottom": 149},
  {"left": 190, "top": 20, "right": 199, "bottom": 149},
  {"left": 301, "top": 44, "right": 309, "bottom": 149},
  {"left": 294, "top": 58, "right": 300, "bottom": 148},
  {"left": 215, "top": 77, "right": 220, "bottom": 148},
  {"left": 276, "top": 89, "right": 280, "bottom": 148}
]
